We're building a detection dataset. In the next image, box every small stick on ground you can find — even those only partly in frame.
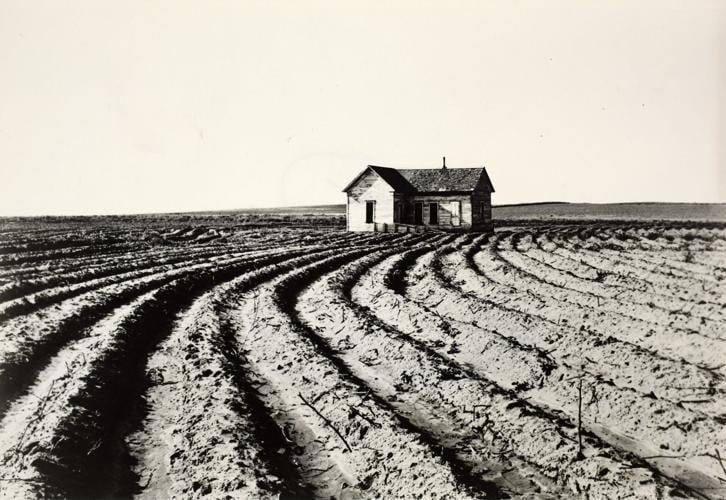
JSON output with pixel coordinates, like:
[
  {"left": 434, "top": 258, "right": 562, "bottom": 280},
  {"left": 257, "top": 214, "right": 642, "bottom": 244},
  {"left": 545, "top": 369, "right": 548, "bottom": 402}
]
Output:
[
  {"left": 298, "top": 393, "right": 352, "bottom": 453},
  {"left": 577, "top": 375, "right": 584, "bottom": 460},
  {"left": 715, "top": 449, "right": 726, "bottom": 478},
  {"left": 308, "top": 465, "right": 335, "bottom": 478}
]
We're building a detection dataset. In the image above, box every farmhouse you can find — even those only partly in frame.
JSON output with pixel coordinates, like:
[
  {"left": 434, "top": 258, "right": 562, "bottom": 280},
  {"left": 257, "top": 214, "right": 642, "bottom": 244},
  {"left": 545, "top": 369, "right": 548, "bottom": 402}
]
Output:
[{"left": 343, "top": 159, "right": 495, "bottom": 232}]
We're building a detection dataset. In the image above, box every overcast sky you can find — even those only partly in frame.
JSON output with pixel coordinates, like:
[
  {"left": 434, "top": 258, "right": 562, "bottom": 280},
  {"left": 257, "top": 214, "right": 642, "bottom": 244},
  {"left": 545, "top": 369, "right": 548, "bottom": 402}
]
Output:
[{"left": 1, "top": 0, "right": 724, "bottom": 215}]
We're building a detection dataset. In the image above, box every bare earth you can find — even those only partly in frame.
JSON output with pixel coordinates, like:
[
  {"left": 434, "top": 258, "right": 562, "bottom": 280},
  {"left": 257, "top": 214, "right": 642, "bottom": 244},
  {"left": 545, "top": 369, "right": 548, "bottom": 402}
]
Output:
[{"left": 0, "top": 212, "right": 724, "bottom": 499}]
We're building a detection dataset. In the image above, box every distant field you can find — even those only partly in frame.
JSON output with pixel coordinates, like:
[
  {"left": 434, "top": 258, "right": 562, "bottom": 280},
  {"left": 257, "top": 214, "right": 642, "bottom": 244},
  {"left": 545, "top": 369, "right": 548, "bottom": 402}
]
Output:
[
  {"left": 493, "top": 202, "right": 726, "bottom": 222},
  {"left": 3, "top": 203, "right": 723, "bottom": 232},
  {"left": 208, "top": 201, "right": 726, "bottom": 223},
  {"left": 198, "top": 204, "right": 347, "bottom": 216},
  {"left": 0, "top": 209, "right": 346, "bottom": 233}
]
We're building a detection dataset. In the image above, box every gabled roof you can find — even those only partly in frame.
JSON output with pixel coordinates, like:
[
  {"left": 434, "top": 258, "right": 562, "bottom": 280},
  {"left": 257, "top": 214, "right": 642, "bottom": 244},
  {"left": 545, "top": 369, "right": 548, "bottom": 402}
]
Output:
[
  {"left": 342, "top": 165, "right": 495, "bottom": 193},
  {"left": 396, "top": 167, "right": 495, "bottom": 193},
  {"left": 368, "top": 166, "right": 414, "bottom": 193}
]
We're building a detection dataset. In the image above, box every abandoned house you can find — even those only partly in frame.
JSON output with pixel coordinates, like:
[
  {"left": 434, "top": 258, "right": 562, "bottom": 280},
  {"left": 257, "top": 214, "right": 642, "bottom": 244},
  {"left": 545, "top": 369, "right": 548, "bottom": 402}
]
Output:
[{"left": 342, "top": 158, "right": 495, "bottom": 232}]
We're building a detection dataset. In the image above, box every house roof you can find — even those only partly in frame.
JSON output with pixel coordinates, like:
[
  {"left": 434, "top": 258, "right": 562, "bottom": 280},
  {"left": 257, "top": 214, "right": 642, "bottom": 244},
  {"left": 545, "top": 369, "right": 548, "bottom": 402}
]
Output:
[{"left": 343, "top": 165, "right": 495, "bottom": 193}]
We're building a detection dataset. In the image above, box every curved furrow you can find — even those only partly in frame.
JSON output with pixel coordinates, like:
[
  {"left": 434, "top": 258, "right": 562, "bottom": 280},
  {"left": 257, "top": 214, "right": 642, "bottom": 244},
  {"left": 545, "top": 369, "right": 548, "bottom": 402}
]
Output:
[
  {"left": 548, "top": 239, "right": 726, "bottom": 314},
  {"left": 0, "top": 231, "right": 361, "bottom": 319},
  {"left": 0, "top": 225, "right": 306, "bottom": 271},
  {"left": 626, "top": 229, "right": 726, "bottom": 254},
  {"left": 0, "top": 290, "right": 162, "bottom": 498},
  {"left": 0, "top": 228, "right": 71, "bottom": 245},
  {"left": 614, "top": 231, "right": 726, "bottom": 273},
  {"left": 573, "top": 229, "right": 726, "bottom": 281},
  {"left": 420, "top": 238, "right": 726, "bottom": 422},
  {"left": 656, "top": 226, "right": 726, "bottom": 242},
  {"left": 291, "top": 244, "right": 706, "bottom": 499},
  {"left": 354, "top": 249, "right": 573, "bottom": 496},
  {"left": 527, "top": 237, "right": 726, "bottom": 333},
  {"left": 556, "top": 227, "right": 726, "bottom": 296},
  {"left": 552, "top": 232, "right": 726, "bottom": 298},
  {"left": 470, "top": 234, "right": 726, "bottom": 376},
  {"left": 531, "top": 232, "right": 726, "bottom": 318},
  {"left": 0, "top": 252, "right": 289, "bottom": 498},
  {"left": 647, "top": 227, "right": 726, "bottom": 250},
  {"left": 0, "top": 229, "right": 359, "bottom": 284},
  {"left": 607, "top": 245, "right": 726, "bottom": 280},
  {"left": 497, "top": 233, "right": 726, "bottom": 341},
  {"left": 0, "top": 232, "right": 363, "bottom": 323},
  {"left": 125, "top": 250, "right": 371, "bottom": 498},
  {"left": 0, "top": 229, "right": 324, "bottom": 283},
  {"left": 0, "top": 235, "right": 127, "bottom": 255},
  {"left": 618, "top": 247, "right": 726, "bottom": 281},
  {"left": 127, "top": 235, "right": 421, "bottom": 499},
  {"left": 0, "top": 247, "right": 331, "bottom": 420},
  {"left": 352, "top": 246, "right": 726, "bottom": 492},
  {"left": 0, "top": 249, "right": 247, "bottom": 361},
  {"left": 508, "top": 229, "right": 726, "bottom": 307},
  {"left": 537, "top": 230, "right": 726, "bottom": 304},
  {"left": 3, "top": 222, "right": 723, "bottom": 498},
  {"left": 227, "top": 241, "right": 480, "bottom": 499},
  {"left": 685, "top": 250, "right": 726, "bottom": 270},
  {"left": 0, "top": 245, "right": 224, "bottom": 291},
  {"left": 0, "top": 247, "right": 250, "bottom": 320},
  {"left": 0, "top": 241, "right": 145, "bottom": 267},
  {"left": 0, "top": 242, "right": 237, "bottom": 302}
]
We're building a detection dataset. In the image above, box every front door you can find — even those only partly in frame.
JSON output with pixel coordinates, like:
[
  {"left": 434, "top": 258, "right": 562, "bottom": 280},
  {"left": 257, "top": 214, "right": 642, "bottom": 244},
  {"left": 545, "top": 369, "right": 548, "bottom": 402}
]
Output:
[
  {"left": 414, "top": 202, "right": 423, "bottom": 225},
  {"left": 429, "top": 202, "right": 439, "bottom": 225}
]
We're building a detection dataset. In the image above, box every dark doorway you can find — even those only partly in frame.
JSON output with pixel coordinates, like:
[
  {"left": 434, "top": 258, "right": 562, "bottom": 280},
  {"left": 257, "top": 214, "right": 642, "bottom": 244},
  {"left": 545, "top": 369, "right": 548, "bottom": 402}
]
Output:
[
  {"left": 414, "top": 203, "right": 423, "bottom": 225},
  {"left": 429, "top": 202, "right": 439, "bottom": 225},
  {"left": 365, "top": 201, "right": 375, "bottom": 223}
]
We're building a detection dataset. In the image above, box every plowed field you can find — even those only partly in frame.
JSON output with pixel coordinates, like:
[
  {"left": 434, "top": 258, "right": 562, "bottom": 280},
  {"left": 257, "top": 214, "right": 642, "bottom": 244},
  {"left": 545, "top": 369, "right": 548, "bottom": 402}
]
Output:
[{"left": 0, "top": 221, "right": 724, "bottom": 499}]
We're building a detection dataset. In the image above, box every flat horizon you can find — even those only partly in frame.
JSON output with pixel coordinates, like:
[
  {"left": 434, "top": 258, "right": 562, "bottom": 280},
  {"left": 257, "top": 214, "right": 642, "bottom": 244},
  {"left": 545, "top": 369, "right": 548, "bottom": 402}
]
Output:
[{"left": 2, "top": 200, "right": 726, "bottom": 219}]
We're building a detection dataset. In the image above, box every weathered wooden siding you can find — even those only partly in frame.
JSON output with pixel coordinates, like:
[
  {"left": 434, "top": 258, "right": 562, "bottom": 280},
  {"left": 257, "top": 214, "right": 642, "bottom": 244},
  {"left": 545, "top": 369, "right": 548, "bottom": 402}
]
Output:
[
  {"left": 406, "top": 194, "right": 473, "bottom": 229},
  {"left": 470, "top": 191, "right": 493, "bottom": 230},
  {"left": 347, "top": 169, "right": 394, "bottom": 231}
]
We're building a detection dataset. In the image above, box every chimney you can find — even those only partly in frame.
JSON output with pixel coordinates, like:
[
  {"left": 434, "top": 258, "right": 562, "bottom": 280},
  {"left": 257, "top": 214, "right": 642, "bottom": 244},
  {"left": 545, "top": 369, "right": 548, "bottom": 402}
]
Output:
[{"left": 442, "top": 156, "right": 447, "bottom": 169}]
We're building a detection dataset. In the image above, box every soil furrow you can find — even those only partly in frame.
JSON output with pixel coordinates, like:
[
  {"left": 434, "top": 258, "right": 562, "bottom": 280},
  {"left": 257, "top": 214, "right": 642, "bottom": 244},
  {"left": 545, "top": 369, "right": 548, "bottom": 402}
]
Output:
[
  {"left": 555, "top": 233, "right": 726, "bottom": 294},
  {"left": 442, "top": 243, "right": 724, "bottom": 408},
  {"left": 294, "top": 246, "right": 702, "bottom": 499},
  {"left": 551, "top": 233, "right": 726, "bottom": 302},
  {"left": 496, "top": 234, "right": 726, "bottom": 340},
  {"left": 354, "top": 247, "right": 726, "bottom": 491},
  {"left": 228, "top": 242, "right": 479, "bottom": 499},
  {"left": 0, "top": 248, "right": 324, "bottom": 421},
  {"left": 2, "top": 219, "right": 723, "bottom": 499},
  {"left": 126, "top": 256, "right": 341, "bottom": 498},
  {"left": 476, "top": 238, "right": 726, "bottom": 371},
  {"left": 529, "top": 232, "right": 726, "bottom": 321},
  {"left": 0, "top": 253, "right": 285, "bottom": 497},
  {"left": 0, "top": 243, "right": 235, "bottom": 303}
]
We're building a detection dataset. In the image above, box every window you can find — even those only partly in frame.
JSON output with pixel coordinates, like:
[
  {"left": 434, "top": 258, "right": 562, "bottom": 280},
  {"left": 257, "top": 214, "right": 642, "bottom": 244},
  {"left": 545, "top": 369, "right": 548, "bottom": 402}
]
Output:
[
  {"left": 394, "top": 202, "right": 402, "bottom": 223},
  {"left": 365, "top": 201, "right": 375, "bottom": 223},
  {"left": 451, "top": 201, "right": 461, "bottom": 226},
  {"left": 429, "top": 202, "right": 439, "bottom": 225}
]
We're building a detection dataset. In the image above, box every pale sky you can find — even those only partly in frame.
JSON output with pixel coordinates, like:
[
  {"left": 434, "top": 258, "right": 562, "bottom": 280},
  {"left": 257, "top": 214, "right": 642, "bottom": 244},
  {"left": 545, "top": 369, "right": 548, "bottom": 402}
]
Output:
[{"left": 1, "top": 0, "right": 724, "bottom": 215}]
